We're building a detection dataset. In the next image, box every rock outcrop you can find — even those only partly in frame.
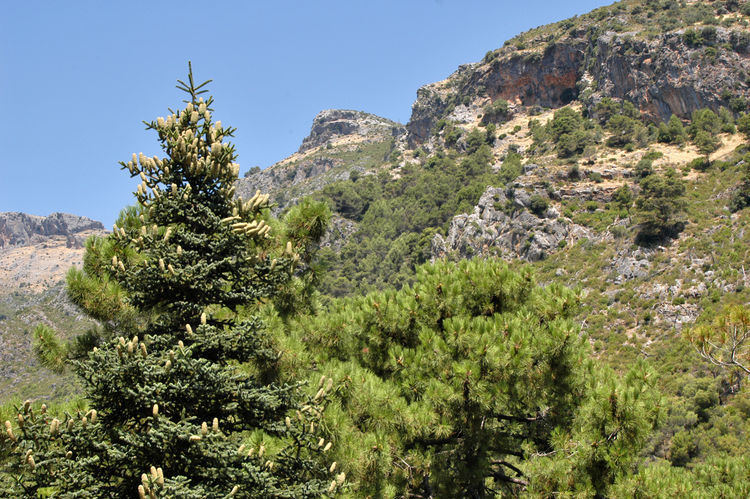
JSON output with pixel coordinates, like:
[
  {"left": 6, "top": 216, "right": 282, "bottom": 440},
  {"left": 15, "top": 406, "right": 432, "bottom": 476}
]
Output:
[
  {"left": 0, "top": 212, "right": 105, "bottom": 249},
  {"left": 588, "top": 27, "right": 749, "bottom": 122},
  {"left": 237, "top": 109, "right": 404, "bottom": 212},
  {"left": 406, "top": 26, "right": 750, "bottom": 145},
  {"left": 298, "top": 109, "right": 405, "bottom": 153},
  {"left": 432, "top": 187, "right": 592, "bottom": 262}
]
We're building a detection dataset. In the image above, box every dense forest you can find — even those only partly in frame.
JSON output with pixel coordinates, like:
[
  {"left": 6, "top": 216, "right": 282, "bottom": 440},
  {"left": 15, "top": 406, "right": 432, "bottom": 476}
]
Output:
[{"left": 4, "top": 0, "right": 750, "bottom": 496}]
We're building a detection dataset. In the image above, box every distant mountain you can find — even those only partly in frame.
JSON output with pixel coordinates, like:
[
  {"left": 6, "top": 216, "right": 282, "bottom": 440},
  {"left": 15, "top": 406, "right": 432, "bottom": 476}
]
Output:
[
  {"left": 237, "top": 109, "right": 404, "bottom": 213},
  {"left": 239, "top": 0, "right": 749, "bottom": 217},
  {"left": 0, "top": 212, "right": 106, "bottom": 400},
  {"left": 0, "top": 212, "right": 104, "bottom": 248}
]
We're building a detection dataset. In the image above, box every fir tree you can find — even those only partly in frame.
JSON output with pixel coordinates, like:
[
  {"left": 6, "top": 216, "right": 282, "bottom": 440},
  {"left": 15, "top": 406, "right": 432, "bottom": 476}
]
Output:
[{"left": 1, "top": 65, "right": 338, "bottom": 498}]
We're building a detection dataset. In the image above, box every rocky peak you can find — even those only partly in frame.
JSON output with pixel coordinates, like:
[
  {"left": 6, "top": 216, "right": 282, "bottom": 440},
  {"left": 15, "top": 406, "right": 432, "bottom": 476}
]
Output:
[
  {"left": 0, "top": 212, "right": 105, "bottom": 249},
  {"left": 298, "top": 109, "right": 405, "bottom": 153},
  {"left": 406, "top": 15, "right": 749, "bottom": 146}
]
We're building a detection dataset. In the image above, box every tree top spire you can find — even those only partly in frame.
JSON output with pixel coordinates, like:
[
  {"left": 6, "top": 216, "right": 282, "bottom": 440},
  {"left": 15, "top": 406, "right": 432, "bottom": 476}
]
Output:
[{"left": 176, "top": 61, "right": 212, "bottom": 104}]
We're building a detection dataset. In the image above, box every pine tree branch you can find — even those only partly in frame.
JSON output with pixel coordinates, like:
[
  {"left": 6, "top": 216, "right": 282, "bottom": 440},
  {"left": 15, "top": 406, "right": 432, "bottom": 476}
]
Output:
[{"left": 491, "top": 460, "right": 525, "bottom": 478}]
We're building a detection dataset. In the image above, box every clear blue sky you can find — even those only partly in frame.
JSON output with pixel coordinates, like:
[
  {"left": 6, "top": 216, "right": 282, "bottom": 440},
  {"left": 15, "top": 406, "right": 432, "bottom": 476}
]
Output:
[{"left": 1, "top": 0, "right": 612, "bottom": 227}]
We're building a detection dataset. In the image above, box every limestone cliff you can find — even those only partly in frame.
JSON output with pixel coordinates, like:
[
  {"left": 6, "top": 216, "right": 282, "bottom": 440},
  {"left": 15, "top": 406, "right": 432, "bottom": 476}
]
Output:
[
  {"left": 0, "top": 212, "right": 104, "bottom": 249},
  {"left": 406, "top": 22, "right": 749, "bottom": 145},
  {"left": 298, "top": 109, "right": 404, "bottom": 153},
  {"left": 237, "top": 109, "right": 404, "bottom": 212}
]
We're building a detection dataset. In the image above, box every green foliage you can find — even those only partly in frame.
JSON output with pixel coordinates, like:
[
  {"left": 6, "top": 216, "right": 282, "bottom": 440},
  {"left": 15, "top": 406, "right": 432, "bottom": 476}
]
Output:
[
  {"left": 566, "top": 162, "right": 580, "bottom": 180},
  {"left": 611, "top": 456, "right": 750, "bottom": 497},
  {"left": 443, "top": 123, "right": 462, "bottom": 148},
  {"left": 294, "top": 260, "right": 660, "bottom": 496},
  {"left": 484, "top": 122, "right": 497, "bottom": 145},
  {"left": 547, "top": 107, "right": 596, "bottom": 157},
  {"left": 321, "top": 181, "right": 368, "bottom": 220},
  {"left": 719, "top": 107, "right": 736, "bottom": 133},
  {"left": 689, "top": 156, "right": 711, "bottom": 172},
  {"left": 683, "top": 28, "right": 705, "bottom": 47},
  {"left": 32, "top": 325, "right": 68, "bottom": 374},
  {"left": 498, "top": 149, "right": 523, "bottom": 184},
  {"left": 528, "top": 194, "right": 549, "bottom": 216},
  {"left": 694, "top": 130, "right": 721, "bottom": 156},
  {"left": 737, "top": 112, "right": 750, "bottom": 138},
  {"left": 606, "top": 113, "right": 648, "bottom": 148},
  {"left": 689, "top": 108, "right": 721, "bottom": 141},
  {"left": 729, "top": 156, "right": 750, "bottom": 212},
  {"left": 687, "top": 305, "right": 750, "bottom": 390},
  {"left": 465, "top": 127, "right": 486, "bottom": 154},
  {"left": 613, "top": 184, "right": 633, "bottom": 211},
  {"left": 634, "top": 157, "right": 655, "bottom": 179},
  {"left": 1, "top": 66, "right": 335, "bottom": 497},
  {"left": 635, "top": 169, "right": 687, "bottom": 242},
  {"left": 480, "top": 99, "right": 511, "bottom": 125},
  {"left": 273, "top": 198, "right": 332, "bottom": 319},
  {"left": 593, "top": 97, "right": 621, "bottom": 124},
  {"left": 658, "top": 115, "right": 688, "bottom": 144},
  {"left": 317, "top": 147, "right": 495, "bottom": 295}
]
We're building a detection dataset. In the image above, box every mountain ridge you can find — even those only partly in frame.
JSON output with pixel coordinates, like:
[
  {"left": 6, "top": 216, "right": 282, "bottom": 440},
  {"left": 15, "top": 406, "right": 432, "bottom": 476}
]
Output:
[{"left": 0, "top": 212, "right": 105, "bottom": 249}]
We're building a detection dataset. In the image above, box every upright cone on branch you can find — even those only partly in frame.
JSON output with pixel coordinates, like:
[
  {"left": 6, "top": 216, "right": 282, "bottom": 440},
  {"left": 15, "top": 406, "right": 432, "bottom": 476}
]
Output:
[{"left": 0, "top": 63, "right": 334, "bottom": 498}]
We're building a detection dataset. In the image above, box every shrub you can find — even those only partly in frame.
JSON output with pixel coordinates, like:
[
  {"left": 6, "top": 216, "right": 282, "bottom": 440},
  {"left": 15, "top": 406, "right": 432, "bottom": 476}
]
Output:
[
  {"left": 634, "top": 158, "right": 654, "bottom": 179},
  {"left": 480, "top": 99, "right": 511, "bottom": 124},
  {"left": 635, "top": 169, "right": 687, "bottom": 242},
  {"left": 683, "top": 29, "right": 704, "bottom": 47},
  {"left": 689, "top": 108, "right": 721, "bottom": 139},
  {"left": 689, "top": 156, "right": 711, "bottom": 171},
  {"left": 568, "top": 163, "right": 581, "bottom": 180},
  {"left": 694, "top": 130, "right": 720, "bottom": 155},
  {"left": 737, "top": 113, "right": 750, "bottom": 138},
  {"left": 658, "top": 115, "right": 687, "bottom": 144},
  {"left": 588, "top": 171, "right": 603, "bottom": 183},
  {"left": 594, "top": 97, "right": 621, "bottom": 124},
  {"left": 606, "top": 114, "right": 645, "bottom": 148},
  {"left": 613, "top": 184, "right": 633, "bottom": 210},
  {"left": 730, "top": 96, "right": 748, "bottom": 113},
  {"left": 729, "top": 160, "right": 750, "bottom": 212},
  {"left": 498, "top": 150, "right": 523, "bottom": 183},
  {"left": 529, "top": 195, "right": 549, "bottom": 216}
]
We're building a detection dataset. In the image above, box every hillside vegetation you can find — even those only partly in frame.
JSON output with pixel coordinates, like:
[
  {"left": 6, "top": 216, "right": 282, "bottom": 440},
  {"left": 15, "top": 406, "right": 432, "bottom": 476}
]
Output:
[{"left": 3, "top": 0, "right": 750, "bottom": 496}]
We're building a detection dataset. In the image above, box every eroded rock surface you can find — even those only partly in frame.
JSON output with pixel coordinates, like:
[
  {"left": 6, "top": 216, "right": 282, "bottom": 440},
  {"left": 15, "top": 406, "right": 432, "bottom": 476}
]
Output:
[
  {"left": 0, "top": 212, "right": 104, "bottom": 249},
  {"left": 433, "top": 186, "right": 592, "bottom": 262}
]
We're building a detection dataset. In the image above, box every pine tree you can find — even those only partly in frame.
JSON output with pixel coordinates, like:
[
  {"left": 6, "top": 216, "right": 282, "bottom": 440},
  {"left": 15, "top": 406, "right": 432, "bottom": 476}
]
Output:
[
  {"left": 687, "top": 305, "right": 750, "bottom": 393},
  {"left": 1, "top": 65, "right": 338, "bottom": 498},
  {"left": 634, "top": 168, "right": 687, "bottom": 243},
  {"left": 292, "top": 259, "right": 661, "bottom": 497}
]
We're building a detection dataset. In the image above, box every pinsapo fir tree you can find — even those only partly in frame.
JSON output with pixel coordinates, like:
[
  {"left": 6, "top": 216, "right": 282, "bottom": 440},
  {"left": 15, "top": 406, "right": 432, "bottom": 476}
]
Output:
[{"left": 1, "top": 64, "right": 341, "bottom": 498}]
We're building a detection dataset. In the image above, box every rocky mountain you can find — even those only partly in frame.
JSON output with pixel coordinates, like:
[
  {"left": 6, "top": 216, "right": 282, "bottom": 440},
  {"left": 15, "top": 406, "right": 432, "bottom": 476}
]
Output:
[
  {"left": 0, "top": 212, "right": 104, "bottom": 249},
  {"left": 407, "top": 6, "right": 750, "bottom": 146},
  {"left": 228, "top": 1, "right": 750, "bottom": 326},
  {"left": 297, "top": 109, "right": 405, "bottom": 153},
  {"left": 237, "top": 1, "right": 750, "bottom": 222},
  {"left": 431, "top": 185, "right": 594, "bottom": 263},
  {"left": 237, "top": 109, "right": 404, "bottom": 212},
  {"left": 0, "top": 212, "right": 106, "bottom": 399}
]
